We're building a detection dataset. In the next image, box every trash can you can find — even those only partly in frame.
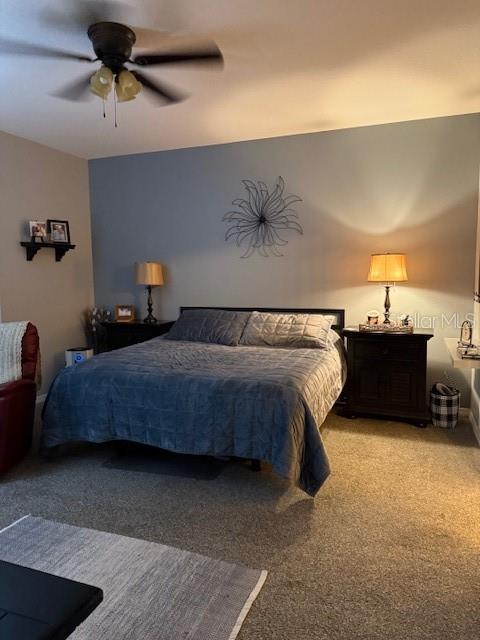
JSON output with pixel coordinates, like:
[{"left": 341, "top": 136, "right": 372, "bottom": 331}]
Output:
[
  {"left": 430, "top": 383, "right": 460, "bottom": 429},
  {"left": 65, "top": 347, "right": 94, "bottom": 366}
]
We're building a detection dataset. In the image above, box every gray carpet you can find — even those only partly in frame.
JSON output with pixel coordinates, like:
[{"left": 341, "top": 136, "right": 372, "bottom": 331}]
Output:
[
  {"left": 0, "top": 516, "right": 266, "bottom": 639},
  {"left": 1, "top": 412, "right": 479, "bottom": 640}
]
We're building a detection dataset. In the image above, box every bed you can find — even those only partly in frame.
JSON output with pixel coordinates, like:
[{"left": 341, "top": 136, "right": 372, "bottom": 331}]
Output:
[{"left": 41, "top": 307, "right": 346, "bottom": 496}]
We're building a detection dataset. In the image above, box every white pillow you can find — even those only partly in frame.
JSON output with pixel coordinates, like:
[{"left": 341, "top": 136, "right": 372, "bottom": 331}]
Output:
[{"left": 239, "top": 312, "right": 335, "bottom": 348}]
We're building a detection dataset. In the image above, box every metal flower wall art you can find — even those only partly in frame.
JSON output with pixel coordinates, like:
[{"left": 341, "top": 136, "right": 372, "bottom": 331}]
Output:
[{"left": 223, "top": 176, "right": 303, "bottom": 257}]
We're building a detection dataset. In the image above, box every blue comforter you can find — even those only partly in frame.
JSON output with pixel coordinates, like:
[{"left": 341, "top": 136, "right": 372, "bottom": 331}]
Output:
[{"left": 42, "top": 337, "right": 345, "bottom": 495}]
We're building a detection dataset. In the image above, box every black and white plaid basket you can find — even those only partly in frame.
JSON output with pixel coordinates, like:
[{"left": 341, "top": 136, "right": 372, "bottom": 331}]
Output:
[{"left": 430, "top": 384, "right": 460, "bottom": 429}]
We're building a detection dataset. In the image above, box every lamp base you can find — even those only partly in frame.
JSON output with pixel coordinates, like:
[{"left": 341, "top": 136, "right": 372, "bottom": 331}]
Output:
[
  {"left": 143, "top": 285, "right": 157, "bottom": 325},
  {"left": 383, "top": 284, "right": 391, "bottom": 324}
]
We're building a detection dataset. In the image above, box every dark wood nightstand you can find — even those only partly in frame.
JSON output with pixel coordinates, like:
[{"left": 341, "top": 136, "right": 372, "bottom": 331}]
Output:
[
  {"left": 100, "top": 321, "right": 174, "bottom": 352},
  {"left": 342, "top": 328, "right": 433, "bottom": 426}
]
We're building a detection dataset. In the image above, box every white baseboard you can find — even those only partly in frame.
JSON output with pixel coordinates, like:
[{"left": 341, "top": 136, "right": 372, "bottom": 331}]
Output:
[{"left": 467, "top": 385, "right": 480, "bottom": 446}]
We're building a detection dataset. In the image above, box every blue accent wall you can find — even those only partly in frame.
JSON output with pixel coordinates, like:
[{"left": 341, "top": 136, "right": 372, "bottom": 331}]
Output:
[{"left": 89, "top": 113, "right": 480, "bottom": 400}]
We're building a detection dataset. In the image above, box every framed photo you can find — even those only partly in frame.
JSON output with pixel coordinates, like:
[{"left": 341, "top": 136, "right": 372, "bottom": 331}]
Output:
[
  {"left": 115, "top": 305, "right": 136, "bottom": 323},
  {"left": 29, "top": 220, "right": 47, "bottom": 242},
  {"left": 47, "top": 219, "right": 70, "bottom": 244},
  {"left": 460, "top": 320, "right": 473, "bottom": 347}
]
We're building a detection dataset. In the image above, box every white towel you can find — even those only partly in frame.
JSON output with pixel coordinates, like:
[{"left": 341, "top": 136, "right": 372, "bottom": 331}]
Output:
[{"left": 0, "top": 321, "right": 29, "bottom": 385}]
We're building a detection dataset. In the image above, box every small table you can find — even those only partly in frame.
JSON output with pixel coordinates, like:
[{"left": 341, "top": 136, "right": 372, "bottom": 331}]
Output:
[
  {"left": 0, "top": 560, "right": 103, "bottom": 639},
  {"left": 342, "top": 328, "right": 433, "bottom": 426},
  {"left": 100, "top": 320, "right": 174, "bottom": 352}
]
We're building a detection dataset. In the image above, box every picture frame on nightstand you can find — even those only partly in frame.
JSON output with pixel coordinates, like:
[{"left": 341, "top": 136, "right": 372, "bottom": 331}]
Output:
[{"left": 115, "top": 305, "right": 136, "bottom": 323}]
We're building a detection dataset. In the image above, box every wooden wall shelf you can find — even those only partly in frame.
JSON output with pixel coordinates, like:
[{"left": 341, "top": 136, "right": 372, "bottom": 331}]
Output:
[{"left": 20, "top": 241, "right": 76, "bottom": 262}]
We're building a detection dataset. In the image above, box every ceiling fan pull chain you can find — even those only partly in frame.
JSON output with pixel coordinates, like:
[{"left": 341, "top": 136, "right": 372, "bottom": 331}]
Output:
[
  {"left": 114, "top": 87, "right": 118, "bottom": 128},
  {"left": 102, "top": 97, "right": 106, "bottom": 119}
]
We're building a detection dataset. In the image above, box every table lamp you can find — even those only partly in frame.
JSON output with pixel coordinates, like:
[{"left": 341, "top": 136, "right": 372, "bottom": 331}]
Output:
[
  {"left": 135, "top": 262, "right": 164, "bottom": 324},
  {"left": 367, "top": 253, "right": 408, "bottom": 324}
]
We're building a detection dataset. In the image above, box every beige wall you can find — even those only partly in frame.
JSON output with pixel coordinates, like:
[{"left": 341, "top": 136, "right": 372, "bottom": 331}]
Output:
[{"left": 0, "top": 130, "right": 93, "bottom": 393}]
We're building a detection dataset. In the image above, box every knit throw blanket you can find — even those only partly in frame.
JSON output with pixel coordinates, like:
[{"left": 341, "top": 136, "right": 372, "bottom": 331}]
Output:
[{"left": 0, "top": 321, "right": 29, "bottom": 385}]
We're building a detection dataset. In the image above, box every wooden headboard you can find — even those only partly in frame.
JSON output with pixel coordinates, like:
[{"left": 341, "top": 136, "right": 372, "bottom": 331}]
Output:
[{"left": 179, "top": 306, "right": 345, "bottom": 333}]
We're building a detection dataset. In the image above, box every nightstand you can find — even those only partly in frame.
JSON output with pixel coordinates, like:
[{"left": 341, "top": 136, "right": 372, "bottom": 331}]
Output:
[
  {"left": 100, "top": 321, "right": 174, "bottom": 352},
  {"left": 342, "top": 328, "right": 433, "bottom": 426}
]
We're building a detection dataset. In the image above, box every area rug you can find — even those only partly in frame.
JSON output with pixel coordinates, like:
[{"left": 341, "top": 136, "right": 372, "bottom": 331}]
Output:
[
  {"left": 0, "top": 516, "right": 267, "bottom": 639},
  {"left": 103, "top": 443, "right": 227, "bottom": 480}
]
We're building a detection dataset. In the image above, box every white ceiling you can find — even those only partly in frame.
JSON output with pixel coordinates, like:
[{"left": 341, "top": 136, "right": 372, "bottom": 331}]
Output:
[{"left": 2, "top": 0, "right": 480, "bottom": 159}]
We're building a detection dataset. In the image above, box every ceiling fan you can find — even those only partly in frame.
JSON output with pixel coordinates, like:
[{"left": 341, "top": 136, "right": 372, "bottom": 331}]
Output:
[{"left": 0, "top": 20, "right": 223, "bottom": 117}]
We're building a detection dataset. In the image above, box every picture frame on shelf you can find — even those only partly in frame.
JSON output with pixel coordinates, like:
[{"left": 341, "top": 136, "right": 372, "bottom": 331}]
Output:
[
  {"left": 115, "top": 305, "right": 136, "bottom": 323},
  {"left": 459, "top": 320, "right": 473, "bottom": 347},
  {"left": 29, "top": 221, "right": 47, "bottom": 243},
  {"left": 47, "top": 219, "right": 70, "bottom": 244}
]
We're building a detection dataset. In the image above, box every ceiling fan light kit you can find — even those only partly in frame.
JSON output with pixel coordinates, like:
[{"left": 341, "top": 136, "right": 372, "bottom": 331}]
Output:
[
  {"left": 1, "top": 19, "right": 223, "bottom": 126},
  {"left": 89, "top": 66, "right": 141, "bottom": 107},
  {"left": 90, "top": 65, "right": 113, "bottom": 99},
  {"left": 116, "top": 70, "right": 142, "bottom": 102}
]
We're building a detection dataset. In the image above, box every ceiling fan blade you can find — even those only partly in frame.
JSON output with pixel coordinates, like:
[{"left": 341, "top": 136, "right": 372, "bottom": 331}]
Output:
[
  {"left": 50, "top": 73, "right": 94, "bottom": 102},
  {"left": 131, "top": 71, "right": 185, "bottom": 104},
  {"left": 41, "top": 1, "right": 136, "bottom": 33},
  {"left": 131, "top": 27, "right": 176, "bottom": 49},
  {"left": 132, "top": 45, "right": 223, "bottom": 68},
  {"left": 0, "top": 38, "right": 94, "bottom": 62}
]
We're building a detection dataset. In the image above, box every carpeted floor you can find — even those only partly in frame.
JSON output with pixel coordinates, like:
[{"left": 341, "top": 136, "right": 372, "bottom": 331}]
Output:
[{"left": 1, "top": 412, "right": 479, "bottom": 640}]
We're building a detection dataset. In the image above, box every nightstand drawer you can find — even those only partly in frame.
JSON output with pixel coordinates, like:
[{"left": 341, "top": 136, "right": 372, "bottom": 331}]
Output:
[{"left": 354, "top": 340, "right": 419, "bottom": 362}]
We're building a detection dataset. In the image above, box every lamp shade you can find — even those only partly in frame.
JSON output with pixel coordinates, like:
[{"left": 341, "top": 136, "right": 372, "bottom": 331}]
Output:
[
  {"left": 135, "top": 262, "right": 164, "bottom": 286},
  {"left": 367, "top": 253, "right": 408, "bottom": 283}
]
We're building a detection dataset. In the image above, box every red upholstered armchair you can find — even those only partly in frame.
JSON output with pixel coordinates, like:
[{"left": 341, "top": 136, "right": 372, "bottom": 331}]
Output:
[{"left": 0, "top": 323, "right": 39, "bottom": 474}]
